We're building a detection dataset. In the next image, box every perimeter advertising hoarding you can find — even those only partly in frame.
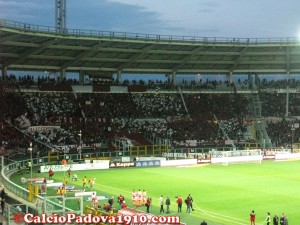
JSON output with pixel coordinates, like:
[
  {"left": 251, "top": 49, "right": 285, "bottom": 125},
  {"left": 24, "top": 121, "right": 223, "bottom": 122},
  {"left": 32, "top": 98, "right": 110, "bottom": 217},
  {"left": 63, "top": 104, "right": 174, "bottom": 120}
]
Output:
[
  {"left": 109, "top": 161, "right": 135, "bottom": 168},
  {"left": 135, "top": 160, "right": 161, "bottom": 167}
]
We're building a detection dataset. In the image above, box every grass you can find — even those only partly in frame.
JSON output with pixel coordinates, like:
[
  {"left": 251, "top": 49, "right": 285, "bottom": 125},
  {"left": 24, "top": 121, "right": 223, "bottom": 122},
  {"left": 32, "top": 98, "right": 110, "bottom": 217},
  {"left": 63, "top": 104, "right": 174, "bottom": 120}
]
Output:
[{"left": 10, "top": 160, "right": 300, "bottom": 225}]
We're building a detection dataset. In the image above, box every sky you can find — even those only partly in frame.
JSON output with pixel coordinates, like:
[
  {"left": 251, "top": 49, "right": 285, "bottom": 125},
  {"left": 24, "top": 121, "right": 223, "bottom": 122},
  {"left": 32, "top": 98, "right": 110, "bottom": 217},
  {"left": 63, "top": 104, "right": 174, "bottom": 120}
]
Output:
[{"left": 1, "top": 0, "right": 300, "bottom": 38}]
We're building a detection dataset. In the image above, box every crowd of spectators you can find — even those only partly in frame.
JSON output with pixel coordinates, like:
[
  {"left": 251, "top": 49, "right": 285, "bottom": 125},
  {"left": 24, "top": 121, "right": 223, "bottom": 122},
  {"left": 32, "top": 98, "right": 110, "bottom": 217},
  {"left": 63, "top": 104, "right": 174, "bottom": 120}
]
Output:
[
  {"left": 215, "top": 118, "right": 246, "bottom": 144},
  {"left": 0, "top": 90, "right": 250, "bottom": 152},
  {"left": 22, "top": 92, "right": 81, "bottom": 125},
  {"left": 2, "top": 75, "right": 300, "bottom": 154},
  {"left": 184, "top": 94, "right": 249, "bottom": 120},
  {"left": 131, "top": 93, "right": 185, "bottom": 118},
  {"left": 77, "top": 93, "right": 137, "bottom": 118},
  {"left": 2, "top": 74, "right": 79, "bottom": 89},
  {"left": 258, "top": 78, "right": 300, "bottom": 89},
  {"left": 260, "top": 93, "right": 300, "bottom": 117},
  {"left": 4, "top": 73, "right": 300, "bottom": 90},
  {"left": 112, "top": 118, "right": 171, "bottom": 138},
  {"left": 266, "top": 119, "right": 300, "bottom": 148},
  {"left": 0, "top": 91, "right": 29, "bottom": 151}
]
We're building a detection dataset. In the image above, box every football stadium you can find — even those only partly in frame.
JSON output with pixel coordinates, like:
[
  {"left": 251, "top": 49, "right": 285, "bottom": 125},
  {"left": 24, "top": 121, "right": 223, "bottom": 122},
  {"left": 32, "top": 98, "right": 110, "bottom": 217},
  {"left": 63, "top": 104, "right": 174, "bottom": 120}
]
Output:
[{"left": 1, "top": 1, "right": 300, "bottom": 225}]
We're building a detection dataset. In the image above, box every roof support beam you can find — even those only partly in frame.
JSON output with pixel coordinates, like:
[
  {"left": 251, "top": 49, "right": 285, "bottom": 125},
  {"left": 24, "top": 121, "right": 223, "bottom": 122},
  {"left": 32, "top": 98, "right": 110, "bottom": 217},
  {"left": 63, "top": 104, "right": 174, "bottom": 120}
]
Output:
[
  {"left": 171, "top": 46, "right": 208, "bottom": 73},
  {"left": 4, "top": 39, "right": 59, "bottom": 67},
  {"left": 61, "top": 43, "right": 106, "bottom": 69},
  {"left": 229, "top": 47, "right": 248, "bottom": 72},
  {"left": 117, "top": 44, "right": 156, "bottom": 71}
]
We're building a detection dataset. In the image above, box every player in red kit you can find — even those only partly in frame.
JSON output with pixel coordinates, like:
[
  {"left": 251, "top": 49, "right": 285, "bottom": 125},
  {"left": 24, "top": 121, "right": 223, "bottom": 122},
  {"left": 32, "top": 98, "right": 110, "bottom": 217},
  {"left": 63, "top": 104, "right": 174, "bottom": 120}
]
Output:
[
  {"left": 121, "top": 201, "right": 127, "bottom": 209},
  {"left": 145, "top": 197, "right": 151, "bottom": 213},
  {"left": 176, "top": 196, "right": 183, "bottom": 212},
  {"left": 118, "top": 194, "right": 125, "bottom": 209},
  {"left": 250, "top": 210, "right": 256, "bottom": 225},
  {"left": 48, "top": 169, "right": 54, "bottom": 180}
]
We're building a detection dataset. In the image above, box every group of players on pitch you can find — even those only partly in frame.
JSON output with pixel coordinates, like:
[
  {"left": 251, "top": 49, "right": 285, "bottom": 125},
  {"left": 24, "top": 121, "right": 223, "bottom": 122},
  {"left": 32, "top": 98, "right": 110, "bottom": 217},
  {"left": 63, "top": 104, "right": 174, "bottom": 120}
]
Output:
[{"left": 250, "top": 210, "right": 288, "bottom": 225}]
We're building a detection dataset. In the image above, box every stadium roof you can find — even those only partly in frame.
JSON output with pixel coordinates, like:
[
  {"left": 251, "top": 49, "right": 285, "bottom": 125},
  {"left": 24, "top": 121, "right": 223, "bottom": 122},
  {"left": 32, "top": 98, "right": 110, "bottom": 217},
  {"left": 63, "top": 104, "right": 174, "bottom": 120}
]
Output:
[{"left": 1, "top": 19, "right": 300, "bottom": 75}]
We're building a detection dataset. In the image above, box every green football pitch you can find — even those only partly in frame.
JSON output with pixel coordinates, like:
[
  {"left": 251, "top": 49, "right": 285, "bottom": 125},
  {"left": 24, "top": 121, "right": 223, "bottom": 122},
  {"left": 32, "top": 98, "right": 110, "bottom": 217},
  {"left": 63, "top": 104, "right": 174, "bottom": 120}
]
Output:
[{"left": 11, "top": 160, "right": 300, "bottom": 225}]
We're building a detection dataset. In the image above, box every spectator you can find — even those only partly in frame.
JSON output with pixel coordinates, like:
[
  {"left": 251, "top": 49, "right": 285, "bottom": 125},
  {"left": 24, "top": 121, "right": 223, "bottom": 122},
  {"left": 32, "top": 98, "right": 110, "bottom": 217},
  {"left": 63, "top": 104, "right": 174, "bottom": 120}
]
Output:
[
  {"left": 185, "top": 197, "right": 191, "bottom": 214},
  {"left": 0, "top": 198, "right": 4, "bottom": 215},
  {"left": 200, "top": 220, "right": 208, "bottom": 225},
  {"left": 108, "top": 196, "right": 114, "bottom": 207},
  {"left": 165, "top": 196, "right": 171, "bottom": 213},
  {"left": 266, "top": 212, "right": 271, "bottom": 225},
  {"left": 0, "top": 188, "right": 6, "bottom": 200},
  {"left": 159, "top": 195, "right": 164, "bottom": 213},
  {"left": 187, "top": 194, "right": 194, "bottom": 211},
  {"left": 273, "top": 214, "right": 279, "bottom": 225}
]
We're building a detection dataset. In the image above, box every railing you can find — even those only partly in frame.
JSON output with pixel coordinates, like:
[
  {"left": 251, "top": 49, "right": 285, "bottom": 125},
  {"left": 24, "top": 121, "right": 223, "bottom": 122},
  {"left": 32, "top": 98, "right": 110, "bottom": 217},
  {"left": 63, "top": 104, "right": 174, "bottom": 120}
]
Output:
[
  {"left": 1, "top": 158, "right": 32, "bottom": 201},
  {"left": 4, "top": 203, "right": 34, "bottom": 225},
  {"left": 1, "top": 155, "right": 82, "bottom": 217},
  {"left": 1, "top": 18, "right": 300, "bottom": 44}
]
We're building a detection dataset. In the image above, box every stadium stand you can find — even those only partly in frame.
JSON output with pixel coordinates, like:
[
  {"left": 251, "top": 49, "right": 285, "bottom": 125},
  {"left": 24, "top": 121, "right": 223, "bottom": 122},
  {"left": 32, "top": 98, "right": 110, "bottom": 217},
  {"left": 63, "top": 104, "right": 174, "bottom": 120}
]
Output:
[{"left": 0, "top": 75, "right": 299, "bottom": 156}]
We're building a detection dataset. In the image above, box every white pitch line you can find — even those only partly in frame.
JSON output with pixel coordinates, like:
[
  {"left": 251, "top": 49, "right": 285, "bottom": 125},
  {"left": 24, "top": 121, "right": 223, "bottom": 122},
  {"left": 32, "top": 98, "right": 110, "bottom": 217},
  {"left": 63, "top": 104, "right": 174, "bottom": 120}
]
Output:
[
  {"left": 193, "top": 202, "right": 248, "bottom": 225},
  {"left": 94, "top": 183, "right": 132, "bottom": 195}
]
